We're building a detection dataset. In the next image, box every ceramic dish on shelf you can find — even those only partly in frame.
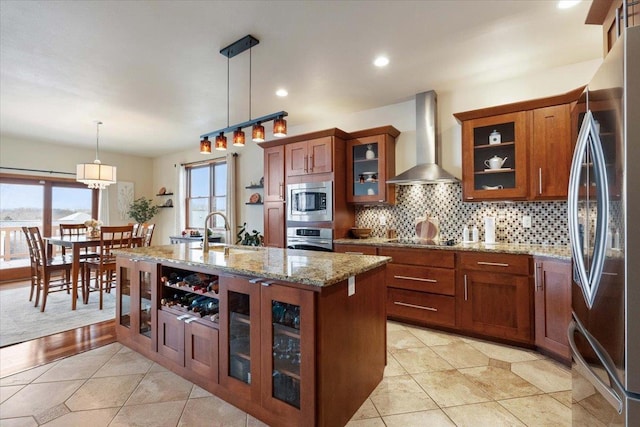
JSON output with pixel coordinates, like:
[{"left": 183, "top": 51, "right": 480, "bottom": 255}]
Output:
[{"left": 350, "top": 228, "right": 372, "bottom": 238}]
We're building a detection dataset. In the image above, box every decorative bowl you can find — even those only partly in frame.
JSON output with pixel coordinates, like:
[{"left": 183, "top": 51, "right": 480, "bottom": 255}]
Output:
[{"left": 350, "top": 228, "right": 372, "bottom": 239}]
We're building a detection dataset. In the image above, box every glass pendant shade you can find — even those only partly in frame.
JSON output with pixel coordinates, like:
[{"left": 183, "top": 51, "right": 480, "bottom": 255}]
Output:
[
  {"left": 273, "top": 117, "right": 287, "bottom": 137},
  {"left": 233, "top": 128, "right": 245, "bottom": 146},
  {"left": 215, "top": 132, "right": 227, "bottom": 150},
  {"left": 200, "top": 136, "right": 212, "bottom": 154},
  {"left": 252, "top": 123, "right": 265, "bottom": 142}
]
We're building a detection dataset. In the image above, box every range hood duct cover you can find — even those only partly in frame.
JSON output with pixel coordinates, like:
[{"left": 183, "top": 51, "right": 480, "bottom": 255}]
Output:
[{"left": 387, "top": 90, "right": 458, "bottom": 184}]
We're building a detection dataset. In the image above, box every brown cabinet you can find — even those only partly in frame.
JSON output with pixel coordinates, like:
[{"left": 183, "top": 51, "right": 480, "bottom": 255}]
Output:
[
  {"left": 346, "top": 126, "right": 399, "bottom": 204},
  {"left": 460, "top": 111, "right": 529, "bottom": 201},
  {"left": 263, "top": 146, "right": 286, "bottom": 248},
  {"left": 218, "top": 275, "right": 315, "bottom": 423},
  {"left": 380, "top": 247, "right": 457, "bottom": 329},
  {"left": 530, "top": 104, "right": 572, "bottom": 199},
  {"left": 455, "top": 88, "right": 583, "bottom": 202},
  {"left": 157, "top": 310, "right": 219, "bottom": 382},
  {"left": 285, "top": 137, "right": 333, "bottom": 177},
  {"left": 458, "top": 252, "right": 533, "bottom": 344},
  {"left": 333, "top": 244, "right": 378, "bottom": 255},
  {"left": 533, "top": 258, "right": 571, "bottom": 362},
  {"left": 116, "top": 258, "right": 158, "bottom": 353},
  {"left": 587, "top": 0, "right": 639, "bottom": 57}
]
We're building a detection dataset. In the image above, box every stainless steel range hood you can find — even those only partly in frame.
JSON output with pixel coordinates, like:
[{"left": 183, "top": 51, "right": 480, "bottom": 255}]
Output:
[{"left": 387, "top": 91, "right": 458, "bottom": 184}]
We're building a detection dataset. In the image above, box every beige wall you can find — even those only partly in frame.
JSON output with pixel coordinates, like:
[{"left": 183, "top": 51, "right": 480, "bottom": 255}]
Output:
[
  {"left": 1, "top": 58, "right": 601, "bottom": 245},
  {"left": 0, "top": 135, "right": 154, "bottom": 225}
]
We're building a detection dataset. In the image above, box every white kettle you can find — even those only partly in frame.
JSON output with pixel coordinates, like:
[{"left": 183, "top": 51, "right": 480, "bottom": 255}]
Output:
[{"left": 484, "top": 155, "right": 507, "bottom": 170}]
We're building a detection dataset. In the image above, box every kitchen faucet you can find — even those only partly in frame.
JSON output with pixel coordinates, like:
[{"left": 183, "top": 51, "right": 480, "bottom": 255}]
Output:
[{"left": 203, "top": 211, "right": 230, "bottom": 256}]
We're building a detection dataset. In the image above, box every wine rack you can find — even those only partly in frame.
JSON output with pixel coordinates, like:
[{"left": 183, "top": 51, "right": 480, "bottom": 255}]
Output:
[{"left": 160, "top": 267, "right": 220, "bottom": 327}]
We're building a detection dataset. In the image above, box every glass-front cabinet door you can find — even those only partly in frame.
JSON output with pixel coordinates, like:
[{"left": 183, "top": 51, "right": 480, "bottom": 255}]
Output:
[
  {"left": 117, "top": 259, "right": 132, "bottom": 330},
  {"left": 346, "top": 127, "right": 398, "bottom": 205},
  {"left": 219, "top": 275, "right": 261, "bottom": 401},
  {"left": 461, "top": 111, "right": 528, "bottom": 200},
  {"left": 116, "top": 258, "right": 158, "bottom": 351},
  {"left": 261, "top": 283, "right": 315, "bottom": 422}
]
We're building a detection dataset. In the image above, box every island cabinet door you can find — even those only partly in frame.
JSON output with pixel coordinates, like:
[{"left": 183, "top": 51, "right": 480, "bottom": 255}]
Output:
[
  {"left": 116, "top": 257, "right": 158, "bottom": 353},
  {"left": 260, "top": 283, "right": 315, "bottom": 423},
  {"left": 218, "top": 275, "right": 262, "bottom": 402}
]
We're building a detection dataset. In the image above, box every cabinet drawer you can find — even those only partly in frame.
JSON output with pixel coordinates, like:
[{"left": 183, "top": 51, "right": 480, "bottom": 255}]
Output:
[
  {"left": 387, "top": 288, "right": 455, "bottom": 327},
  {"left": 334, "top": 244, "right": 377, "bottom": 255},
  {"left": 386, "top": 264, "right": 455, "bottom": 295},
  {"left": 459, "top": 252, "right": 529, "bottom": 275},
  {"left": 378, "top": 247, "right": 455, "bottom": 268}
]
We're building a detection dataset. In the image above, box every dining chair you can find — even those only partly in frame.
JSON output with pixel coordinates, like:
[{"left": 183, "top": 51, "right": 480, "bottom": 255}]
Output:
[
  {"left": 59, "top": 223, "right": 99, "bottom": 260},
  {"left": 21, "top": 227, "right": 39, "bottom": 303},
  {"left": 26, "top": 226, "right": 73, "bottom": 312},
  {"left": 82, "top": 225, "right": 134, "bottom": 309},
  {"left": 139, "top": 223, "right": 155, "bottom": 247}
]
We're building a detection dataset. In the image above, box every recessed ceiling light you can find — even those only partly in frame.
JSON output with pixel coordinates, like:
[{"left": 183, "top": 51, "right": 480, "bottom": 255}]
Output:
[
  {"left": 373, "top": 56, "right": 389, "bottom": 67},
  {"left": 557, "top": 0, "right": 581, "bottom": 9},
  {"left": 276, "top": 88, "right": 288, "bottom": 97}
]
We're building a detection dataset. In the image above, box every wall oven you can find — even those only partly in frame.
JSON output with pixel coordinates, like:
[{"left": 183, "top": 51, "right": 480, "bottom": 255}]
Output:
[
  {"left": 287, "top": 181, "right": 333, "bottom": 222},
  {"left": 287, "top": 227, "right": 333, "bottom": 252}
]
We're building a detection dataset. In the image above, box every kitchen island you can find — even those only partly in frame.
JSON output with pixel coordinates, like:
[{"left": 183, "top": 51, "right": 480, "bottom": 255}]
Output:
[{"left": 114, "top": 243, "right": 390, "bottom": 427}]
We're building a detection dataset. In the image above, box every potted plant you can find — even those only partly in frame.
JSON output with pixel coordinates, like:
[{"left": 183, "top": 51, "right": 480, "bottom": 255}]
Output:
[
  {"left": 236, "top": 222, "right": 263, "bottom": 246},
  {"left": 128, "top": 197, "right": 159, "bottom": 224}
]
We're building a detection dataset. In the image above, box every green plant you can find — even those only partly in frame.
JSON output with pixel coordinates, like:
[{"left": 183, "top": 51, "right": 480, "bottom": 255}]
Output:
[
  {"left": 236, "top": 222, "right": 263, "bottom": 246},
  {"left": 128, "top": 197, "right": 159, "bottom": 223}
]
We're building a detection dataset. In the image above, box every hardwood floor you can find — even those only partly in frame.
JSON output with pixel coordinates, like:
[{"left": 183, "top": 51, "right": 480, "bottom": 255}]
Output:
[{"left": 0, "top": 319, "right": 116, "bottom": 378}]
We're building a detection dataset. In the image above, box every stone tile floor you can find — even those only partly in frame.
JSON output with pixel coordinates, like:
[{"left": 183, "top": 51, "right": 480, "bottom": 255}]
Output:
[{"left": 0, "top": 321, "right": 570, "bottom": 426}]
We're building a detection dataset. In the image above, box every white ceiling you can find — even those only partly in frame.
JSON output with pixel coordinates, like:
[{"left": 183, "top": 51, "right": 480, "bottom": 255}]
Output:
[{"left": 0, "top": 0, "right": 601, "bottom": 157}]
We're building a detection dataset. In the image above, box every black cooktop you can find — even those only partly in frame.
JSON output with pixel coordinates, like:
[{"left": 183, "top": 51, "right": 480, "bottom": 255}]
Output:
[{"left": 388, "top": 238, "right": 456, "bottom": 246}]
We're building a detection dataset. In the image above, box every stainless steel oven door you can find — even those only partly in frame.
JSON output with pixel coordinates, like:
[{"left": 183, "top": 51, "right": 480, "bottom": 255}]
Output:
[{"left": 287, "top": 181, "right": 333, "bottom": 222}]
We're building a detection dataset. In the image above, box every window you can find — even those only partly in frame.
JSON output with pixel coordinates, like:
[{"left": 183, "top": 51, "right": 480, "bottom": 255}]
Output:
[
  {"left": 0, "top": 174, "right": 98, "bottom": 278},
  {"left": 186, "top": 160, "right": 227, "bottom": 230}
]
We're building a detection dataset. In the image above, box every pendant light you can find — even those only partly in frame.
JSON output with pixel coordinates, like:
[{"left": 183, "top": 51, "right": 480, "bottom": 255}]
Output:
[
  {"left": 200, "top": 136, "right": 212, "bottom": 153},
  {"left": 199, "top": 35, "right": 287, "bottom": 151},
  {"left": 76, "top": 121, "right": 117, "bottom": 189},
  {"left": 273, "top": 116, "right": 287, "bottom": 137}
]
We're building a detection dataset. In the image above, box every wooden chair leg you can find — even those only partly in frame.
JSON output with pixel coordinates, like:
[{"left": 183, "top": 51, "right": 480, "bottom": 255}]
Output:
[
  {"left": 99, "top": 269, "right": 104, "bottom": 310},
  {"left": 41, "top": 271, "right": 50, "bottom": 312},
  {"left": 34, "top": 270, "right": 41, "bottom": 308}
]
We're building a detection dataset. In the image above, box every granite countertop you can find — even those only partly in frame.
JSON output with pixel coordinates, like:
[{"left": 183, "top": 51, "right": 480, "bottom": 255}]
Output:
[
  {"left": 115, "top": 243, "right": 391, "bottom": 288},
  {"left": 333, "top": 237, "right": 573, "bottom": 260}
]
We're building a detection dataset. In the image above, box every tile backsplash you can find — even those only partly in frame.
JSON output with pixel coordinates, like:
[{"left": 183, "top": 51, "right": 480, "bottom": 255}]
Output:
[{"left": 355, "top": 183, "right": 569, "bottom": 245}]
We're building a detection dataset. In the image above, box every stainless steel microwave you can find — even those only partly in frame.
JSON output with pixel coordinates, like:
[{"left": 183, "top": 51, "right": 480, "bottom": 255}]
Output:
[{"left": 287, "top": 181, "right": 333, "bottom": 222}]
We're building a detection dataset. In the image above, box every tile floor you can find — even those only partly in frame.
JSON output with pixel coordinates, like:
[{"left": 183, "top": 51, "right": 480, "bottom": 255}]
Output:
[{"left": 0, "top": 321, "right": 571, "bottom": 426}]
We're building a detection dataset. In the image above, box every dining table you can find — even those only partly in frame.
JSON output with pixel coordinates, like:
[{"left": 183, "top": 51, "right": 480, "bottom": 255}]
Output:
[{"left": 44, "top": 234, "right": 142, "bottom": 310}]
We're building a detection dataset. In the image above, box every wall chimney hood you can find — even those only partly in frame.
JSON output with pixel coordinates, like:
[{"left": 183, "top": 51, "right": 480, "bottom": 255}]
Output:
[{"left": 387, "top": 91, "right": 458, "bottom": 184}]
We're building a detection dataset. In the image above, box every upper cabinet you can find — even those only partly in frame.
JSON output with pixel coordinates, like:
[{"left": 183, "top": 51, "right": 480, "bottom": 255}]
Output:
[
  {"left": 454, "top": 87, "right": 583, "bottom": 202},
  {"left": 459, "top": 111, "right": 528, "bottom": 201},
  {"left": 586, "top": 0, "right": 639, "bottom": 57},
  {"left": 285, "top": 137, "right": 333, "bottom": 177},
  {"left": 346, "top": 126, "right": 399, "bottom": 205}
]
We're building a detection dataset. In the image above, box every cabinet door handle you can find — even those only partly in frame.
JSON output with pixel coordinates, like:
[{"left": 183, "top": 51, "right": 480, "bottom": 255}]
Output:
[
  {"left": 261, "top": 280, "right": 274, "bottom": 287},
  {"left": 477, "top": 261, "right": 509, "bottom": 267},
  {"left": 309, "top": 155, "right": 314, "bottom": 172},
  {"left": 538, "top": 167, "right": 543, "bottom": 195},
  {"left": 464, "top": 274, "right": 468, "bottom": 301},
  {"left": 177, "top": 314, "right": 191, "bottom": 321},
  {"left": 249, "top": 277, "right": 265, "bottom": 284},
  {"left": 602, "top": 272, "right": 618, "bottom": 277},
  {"left": 184, "top": 317, "right": 197, "bottom": 324},
  {"left": 535, "top": 262, "right": 543, "bottom": 291},
  {"left": 304, "top": 155, "right": 308, "bottom": 172},
  {"left": 394, "top": 275, "right": 437, "bottom": 283},
  {"left": 279, "top": 182, "right": 284, "bottom": 200},
  {"left": 393, "top": 301, "right": 437, "bottom": 312}
]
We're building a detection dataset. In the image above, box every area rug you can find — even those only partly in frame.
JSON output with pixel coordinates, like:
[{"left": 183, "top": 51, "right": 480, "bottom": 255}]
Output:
[{"left": 0, "top": 286, "right": 115, "bottom": 347}]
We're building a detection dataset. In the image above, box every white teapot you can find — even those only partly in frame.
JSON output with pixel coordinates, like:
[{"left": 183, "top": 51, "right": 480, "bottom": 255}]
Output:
[{"left": 484, "top": 155, "right": 507, "bottom": 169}]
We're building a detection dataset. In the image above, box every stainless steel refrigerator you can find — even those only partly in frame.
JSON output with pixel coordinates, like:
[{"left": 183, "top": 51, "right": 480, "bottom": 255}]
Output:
[{"left": 567, "top": 23, "right": 639, "bottom": 426}]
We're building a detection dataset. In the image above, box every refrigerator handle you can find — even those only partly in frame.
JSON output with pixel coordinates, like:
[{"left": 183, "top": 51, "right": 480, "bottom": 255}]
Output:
[
  {"left": 568, "top": 109, "right": 610, "bottom": 309},
  {"left": 568, "top": 319, "right": 623, "bottom": 414}
]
